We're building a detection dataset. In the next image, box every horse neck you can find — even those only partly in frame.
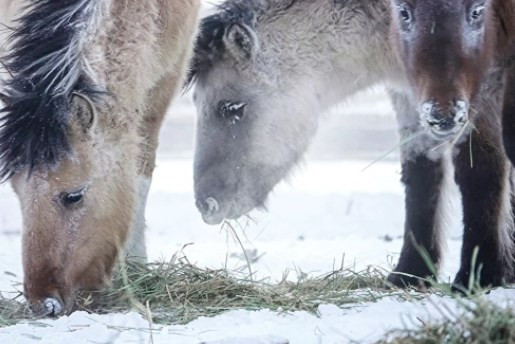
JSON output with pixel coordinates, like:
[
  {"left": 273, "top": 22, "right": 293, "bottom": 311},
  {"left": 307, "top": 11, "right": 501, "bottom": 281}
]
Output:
[
  {"left": 257, "top": 0, "right": 401, "bottom": 112},
  {"left": 493, "top": 0, "right": 515, "bottom": 58},
  {"left": 88, "top": 1, "right": 163, "bottom": 124}
]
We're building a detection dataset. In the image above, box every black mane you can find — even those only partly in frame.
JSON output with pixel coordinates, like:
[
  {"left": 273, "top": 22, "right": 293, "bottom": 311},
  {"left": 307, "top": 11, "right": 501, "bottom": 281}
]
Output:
[
  {"left": 0, "top": 0, "right": 103, "bottom": 180},
  {"left": 185, "top": 0, "right": 296, "bottom": 90}
]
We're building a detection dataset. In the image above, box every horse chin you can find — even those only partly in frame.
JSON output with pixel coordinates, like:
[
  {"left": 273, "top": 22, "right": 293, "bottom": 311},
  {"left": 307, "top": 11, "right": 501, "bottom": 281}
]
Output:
[
  {"left": 201, "top": 198, "right": 266, "bottom": 226},
  {"left": 427, "top": 126, "right": 465, "bottom": 142},
  {"left": 201, "top": 207, "right": 250, "bottom": 226},
  {"left": 202, "top": 213, "right": 226, "bottom": 225}
]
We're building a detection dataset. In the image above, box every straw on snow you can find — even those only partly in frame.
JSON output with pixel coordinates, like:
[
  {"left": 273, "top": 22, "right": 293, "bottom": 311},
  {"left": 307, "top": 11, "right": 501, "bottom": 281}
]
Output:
[{"left": 0, "top": 258, "right": 388, "bottom": 326}]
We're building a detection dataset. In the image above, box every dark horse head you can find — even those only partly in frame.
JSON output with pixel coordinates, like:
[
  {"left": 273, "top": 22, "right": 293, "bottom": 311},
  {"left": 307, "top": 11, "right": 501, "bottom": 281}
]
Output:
[{"left": 390, "top": 0, "right": 498, "bottom": 140}]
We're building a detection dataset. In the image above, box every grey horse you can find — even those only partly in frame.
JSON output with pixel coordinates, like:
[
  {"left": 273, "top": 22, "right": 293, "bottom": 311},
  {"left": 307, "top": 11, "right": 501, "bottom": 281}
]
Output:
[{"left": 187, "top": 0, "right": 515, "bottom": 290}]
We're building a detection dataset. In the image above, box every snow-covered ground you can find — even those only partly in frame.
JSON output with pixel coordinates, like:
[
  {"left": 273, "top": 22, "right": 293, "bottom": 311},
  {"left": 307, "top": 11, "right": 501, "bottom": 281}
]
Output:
[
  {"left": 3, "top": 90, "right": 513, "bottom": 343},
  {"left": 3, "top": 289, "right": 515, "bottom": 344},
  {"left": 0, "top": 290, "right": 515, "bottom": 344}
]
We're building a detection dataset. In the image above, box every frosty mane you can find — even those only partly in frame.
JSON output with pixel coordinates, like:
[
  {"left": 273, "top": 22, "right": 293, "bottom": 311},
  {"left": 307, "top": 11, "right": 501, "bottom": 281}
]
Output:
[
  {"left": 185, "top": 0, "right": 297, "bottom": 89},
  {"left": 0, "top": 0, "right": 104, "bottom": 180}
]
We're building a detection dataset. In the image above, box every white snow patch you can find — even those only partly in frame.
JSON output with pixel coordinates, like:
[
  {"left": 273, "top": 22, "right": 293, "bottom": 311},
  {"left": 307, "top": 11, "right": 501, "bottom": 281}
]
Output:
[{"left": 1, "top": 290, "right": 514, "bottom": 343}]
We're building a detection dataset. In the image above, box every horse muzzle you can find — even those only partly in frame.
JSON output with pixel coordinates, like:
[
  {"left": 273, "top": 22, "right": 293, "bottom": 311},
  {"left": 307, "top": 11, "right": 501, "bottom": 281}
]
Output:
[
  {"left": 196, "top": 197, "right": 226, "bottom": 225},
  {"left": 28, "top": 295, "right": 68, "bottom": 317},
  {"left": 420, "top": 100, "right": 468, "bottom": 140}
]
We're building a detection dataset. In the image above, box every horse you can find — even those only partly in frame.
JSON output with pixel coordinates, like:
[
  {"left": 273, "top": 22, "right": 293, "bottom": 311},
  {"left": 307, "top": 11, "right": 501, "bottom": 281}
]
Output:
[
  {"left": 187, "top": 0, "right": 515, "bottom": 291},
  {"left": 389, "top": 0, "right": 515, "bottom": 289},
  {"left": 0, "top": 0, "right": 200, "bottom": 316}
]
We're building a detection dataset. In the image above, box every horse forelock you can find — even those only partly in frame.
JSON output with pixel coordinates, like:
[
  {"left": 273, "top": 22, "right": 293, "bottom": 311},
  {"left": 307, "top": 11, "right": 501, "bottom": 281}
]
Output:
[
  {"left": 184, "top": 0, "right": 298, "bottom": 90},
  {"left": 0, "top": 0, "right": 105, "bottom": 181},
  {"left": 184, "top": 13, "right": 226, "bottom": 91}
]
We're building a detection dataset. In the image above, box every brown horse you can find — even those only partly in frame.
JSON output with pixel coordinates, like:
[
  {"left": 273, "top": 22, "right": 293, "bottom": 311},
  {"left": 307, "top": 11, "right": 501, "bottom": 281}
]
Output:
[
  {"left": 0, "top": 0, "right": 199, "bottom": 315},
  {"left": 389, "top": 0, "right": 515, "bottom": 290}
]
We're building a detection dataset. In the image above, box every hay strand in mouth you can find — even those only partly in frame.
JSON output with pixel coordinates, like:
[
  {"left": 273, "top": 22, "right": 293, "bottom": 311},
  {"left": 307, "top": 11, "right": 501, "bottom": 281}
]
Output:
[{"left": 223, "top": 220, "right": 254, "bottom": 281}]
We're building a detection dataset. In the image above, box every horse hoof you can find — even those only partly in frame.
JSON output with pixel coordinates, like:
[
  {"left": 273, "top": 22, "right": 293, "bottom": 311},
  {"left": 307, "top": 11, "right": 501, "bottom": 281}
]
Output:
[
  {"left": 452, "top": 269, "right": 504, "bottom": 295},
  {"left": 386, "top": 272, "right": 430, "bottom": 290}
]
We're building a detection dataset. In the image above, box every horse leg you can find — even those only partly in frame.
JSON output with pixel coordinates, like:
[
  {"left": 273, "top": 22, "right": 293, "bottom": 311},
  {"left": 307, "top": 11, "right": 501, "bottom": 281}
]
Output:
[
  {"left": 125, "top": 73, "right": 180, "bottom": 261},
  {"left": 453, "top": 114, "right": 514, "bottom": 290},
  {"left": 502, "top": 62, "right": 515, "bottom": 165},
  {"left": 502, "top": 64, "right": 515, "bottom": 266},
  {"left": 387, "top": 91, "right": 447, "bottom": 288}
]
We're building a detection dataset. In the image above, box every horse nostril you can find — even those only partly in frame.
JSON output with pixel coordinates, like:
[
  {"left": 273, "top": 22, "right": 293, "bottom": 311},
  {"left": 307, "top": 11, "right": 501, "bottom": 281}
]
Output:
[
  {"left": 456, "top": 115, "right": 467, "bottom": 124},
  {"left": 196, "top": 197, "right": 225, "bottom": 225},
  {"left": 44, "top": 297, "right": 63, "bottom": 317},
  {"left": 205, "top": 197, "right": 220, "bottom": 215},
  {"left": 453, "top": 102, "right": 468, "bottom": 124},
  {"left": 195, "top": 197, "right": 221, "bottom": 215}
]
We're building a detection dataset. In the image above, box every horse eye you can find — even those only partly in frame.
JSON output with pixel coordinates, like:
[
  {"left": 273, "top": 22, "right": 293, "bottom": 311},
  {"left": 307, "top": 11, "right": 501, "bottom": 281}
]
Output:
[
  {"left": 218, "top": 101, "right": 247, "bottom": 125},
  {"left": 59, "top": 189, "right": 85, "bottom": 207}
]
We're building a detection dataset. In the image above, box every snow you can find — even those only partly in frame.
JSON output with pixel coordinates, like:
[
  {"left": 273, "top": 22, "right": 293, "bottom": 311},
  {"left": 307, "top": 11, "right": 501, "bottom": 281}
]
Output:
[
  {"left": 2, "top": 289, "right": 515, "bottom": 343},
  {"left": 0, "top": 91, "right": 513, "bottom": 342}
]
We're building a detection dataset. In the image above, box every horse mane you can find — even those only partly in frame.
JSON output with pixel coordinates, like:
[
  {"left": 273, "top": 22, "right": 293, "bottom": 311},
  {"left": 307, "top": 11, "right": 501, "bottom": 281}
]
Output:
[
  {"left": 0, "top": 0, "right": 104, "bottom": 181},
  {"left": 184, "top": 0, "right": 297, "bottom": 90}
]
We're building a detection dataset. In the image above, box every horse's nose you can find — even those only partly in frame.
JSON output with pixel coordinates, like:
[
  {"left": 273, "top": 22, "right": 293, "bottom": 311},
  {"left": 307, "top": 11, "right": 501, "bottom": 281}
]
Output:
[
  {"left": 196, "top": 197, "right": 224, "bottom": 225},
  {"left": 204, "top": 197, "right": 220, "bottom": 214},
  {"left": 29, "top": 296, "right": 65, "bottom": 317},
  {"left": 195, "top": 197, "right": 219, "bottom": 214},
  {"left": 43, "top": 297, "right": 64, "bottom": 316},
  {"left": 420, "top": 100, "right": 468, "bottom": 139}
]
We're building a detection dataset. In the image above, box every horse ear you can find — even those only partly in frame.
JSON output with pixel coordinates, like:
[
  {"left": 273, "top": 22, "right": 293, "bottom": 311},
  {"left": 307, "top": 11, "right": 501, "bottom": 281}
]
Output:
[
  {"left": 223, "top": 23, "right": 259, "bottom": 61},
  {"left": 72, "top": 92, "right": 98, "bottom": 132}
]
